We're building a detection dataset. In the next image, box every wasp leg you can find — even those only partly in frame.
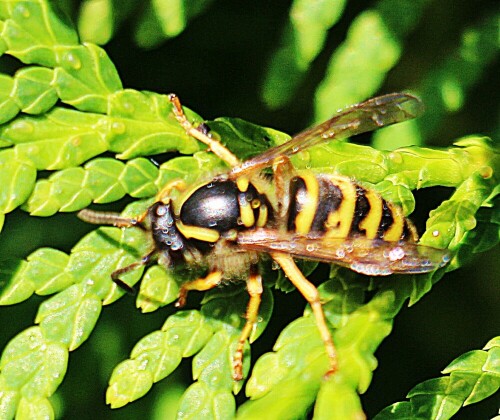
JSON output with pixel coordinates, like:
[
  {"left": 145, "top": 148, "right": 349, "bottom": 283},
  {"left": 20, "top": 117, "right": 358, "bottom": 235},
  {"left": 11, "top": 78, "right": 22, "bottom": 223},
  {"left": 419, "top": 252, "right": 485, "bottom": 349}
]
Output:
[
  {"left": 175, "top": 271, "right": 223, "bottom": 308},
  {"left": 156, "top": 179, "right": 188, "bottom": 204},
  {"left": 169, "top": 93, "right": 240, "bottom": 168},
  {"left": 111, "top": 250, "right": 156, "bottom": 294},
  {"left": 272, "top": 156, "right": 294, "bottom": 221},
  {"left": 233, "top": 267, "right": 263, "bottom": 381},
  {"left": 271, "top": 253, "right": 337, "bottom": 377}
]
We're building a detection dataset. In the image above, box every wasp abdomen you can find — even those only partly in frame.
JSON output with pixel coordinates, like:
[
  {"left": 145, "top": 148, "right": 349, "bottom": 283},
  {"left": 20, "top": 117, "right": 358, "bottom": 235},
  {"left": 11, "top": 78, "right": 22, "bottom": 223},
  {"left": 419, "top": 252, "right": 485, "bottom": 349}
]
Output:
[{"left": 287, "top": 173, "right": 416, "bottom": 241}]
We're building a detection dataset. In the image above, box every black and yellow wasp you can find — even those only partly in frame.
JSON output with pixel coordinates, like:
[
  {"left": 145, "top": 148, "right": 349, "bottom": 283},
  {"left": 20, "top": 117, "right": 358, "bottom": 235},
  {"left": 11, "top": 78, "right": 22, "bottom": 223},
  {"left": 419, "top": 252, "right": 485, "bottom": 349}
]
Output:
[{"left": 78, "top": 92, "right": 450, "bottom": 381}]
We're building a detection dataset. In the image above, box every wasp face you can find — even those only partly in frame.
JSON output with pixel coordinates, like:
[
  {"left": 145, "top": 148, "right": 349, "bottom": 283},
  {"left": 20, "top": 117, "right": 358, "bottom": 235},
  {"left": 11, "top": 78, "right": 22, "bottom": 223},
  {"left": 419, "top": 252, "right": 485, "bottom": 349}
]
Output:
[{"left": 149, "top": 201, "right": 186, "bottom": 263}]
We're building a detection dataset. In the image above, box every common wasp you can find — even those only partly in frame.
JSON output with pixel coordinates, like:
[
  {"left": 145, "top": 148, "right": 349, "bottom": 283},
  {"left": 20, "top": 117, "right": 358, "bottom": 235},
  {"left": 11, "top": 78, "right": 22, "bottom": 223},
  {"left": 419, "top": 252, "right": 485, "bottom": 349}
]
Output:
[{"left": 78, "top": 92, "right": 450, "bottom": 381}]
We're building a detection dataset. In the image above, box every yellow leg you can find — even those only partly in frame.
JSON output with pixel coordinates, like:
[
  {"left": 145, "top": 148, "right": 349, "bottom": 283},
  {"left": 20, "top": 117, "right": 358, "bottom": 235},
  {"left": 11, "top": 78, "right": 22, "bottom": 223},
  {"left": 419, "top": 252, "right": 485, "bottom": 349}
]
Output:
[
  {"left": 233, "top": 270, "right": 263, "bottom": 381},
  {"left": 169, "top": 94, "right": 241, "bottom": 168},
  {"left": 175, "top": 271, "right": 223, "bottom": 308},
  {"left": 156, "top": 179, "right": 187, "bottom": 203},
  {"left": 271, "top": 253, "right": 337, "bottom": 377},
  {"left": 272, "top": 156, "right": 294, "bottom": 221}
]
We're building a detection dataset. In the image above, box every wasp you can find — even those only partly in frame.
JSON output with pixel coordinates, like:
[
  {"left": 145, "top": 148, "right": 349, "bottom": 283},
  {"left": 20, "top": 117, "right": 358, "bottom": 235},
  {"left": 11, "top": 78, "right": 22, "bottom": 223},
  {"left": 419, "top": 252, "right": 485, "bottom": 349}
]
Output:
[{"left": 78, "top": 92, "right": 450, "bottom": 381}]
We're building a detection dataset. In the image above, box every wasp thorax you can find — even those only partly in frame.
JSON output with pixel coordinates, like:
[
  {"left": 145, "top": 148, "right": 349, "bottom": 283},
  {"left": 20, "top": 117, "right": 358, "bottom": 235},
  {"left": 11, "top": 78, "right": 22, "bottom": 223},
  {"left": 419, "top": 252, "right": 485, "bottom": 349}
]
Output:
[{"left": 180, "top": 180, "right": 263, "bottom": 232}]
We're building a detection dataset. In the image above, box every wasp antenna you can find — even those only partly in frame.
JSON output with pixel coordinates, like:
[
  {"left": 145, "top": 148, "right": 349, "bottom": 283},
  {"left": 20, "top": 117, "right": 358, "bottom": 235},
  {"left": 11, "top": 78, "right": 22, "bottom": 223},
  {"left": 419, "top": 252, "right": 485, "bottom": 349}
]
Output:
[{"left": 77, "top": 209, "right": 139, "bottom": 228}]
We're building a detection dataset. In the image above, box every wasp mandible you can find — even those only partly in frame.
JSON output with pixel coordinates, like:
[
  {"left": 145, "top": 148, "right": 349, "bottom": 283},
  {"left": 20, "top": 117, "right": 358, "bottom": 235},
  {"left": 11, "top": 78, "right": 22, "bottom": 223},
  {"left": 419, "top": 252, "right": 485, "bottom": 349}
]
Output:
[{"left": 78, "top": 92, "right": 450, "bottom": 381}]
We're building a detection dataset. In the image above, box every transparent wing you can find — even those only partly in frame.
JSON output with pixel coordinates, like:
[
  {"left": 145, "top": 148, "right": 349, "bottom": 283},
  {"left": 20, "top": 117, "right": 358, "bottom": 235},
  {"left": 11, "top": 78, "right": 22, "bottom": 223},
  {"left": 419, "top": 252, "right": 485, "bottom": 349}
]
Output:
[
  {"left": 230, "top": 92, "right": 424, "bottom": 176},
  {"left": 237, "top": 229, "right": 450, "bottom": 276}
]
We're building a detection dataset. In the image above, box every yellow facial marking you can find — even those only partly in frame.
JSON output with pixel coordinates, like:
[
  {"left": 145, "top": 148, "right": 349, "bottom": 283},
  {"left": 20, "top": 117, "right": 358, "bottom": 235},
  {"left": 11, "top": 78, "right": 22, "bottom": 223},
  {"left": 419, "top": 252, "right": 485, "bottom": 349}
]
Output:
[
  {"left": 358, "top": 189, "right": 383, "bottom": 239},
  {"left": 294, "top": 172, "right": 319, "bottom": 235},
  {"left": 176, "top": 221, "right": 220, "bottom": 242}
]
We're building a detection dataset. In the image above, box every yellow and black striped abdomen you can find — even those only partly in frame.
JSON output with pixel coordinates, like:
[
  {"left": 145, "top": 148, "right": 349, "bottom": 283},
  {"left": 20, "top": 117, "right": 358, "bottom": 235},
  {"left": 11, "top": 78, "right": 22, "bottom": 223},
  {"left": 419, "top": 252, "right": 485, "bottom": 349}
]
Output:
[{"left": 287, "top": 172, "right": 417, "bottom": 242}]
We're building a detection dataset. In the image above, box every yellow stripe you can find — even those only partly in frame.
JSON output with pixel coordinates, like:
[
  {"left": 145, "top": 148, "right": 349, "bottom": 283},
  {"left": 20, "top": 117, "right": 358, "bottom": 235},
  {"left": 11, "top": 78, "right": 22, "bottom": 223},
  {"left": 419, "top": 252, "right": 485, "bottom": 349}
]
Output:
[
  {"left": 359, "top": 189, "right": 383, "bottom": 239},
  {"left": 324, "top": 175, "right": 356, "bottom": 239},
  {"left": 176, "top": 221, "right": 220, "bottom": 242},
  {"left": 383, "top": 204, "right": 404, "bottom": 241},
  {"left": 239, "top": 197, "right": 255, "bottom": 227},
  {"left": 294, "top": 172, "right": 319, "bottom": 235},
  {"left": 236, "top": 176, "right": 249, "bottom": 192},
  {"left": 257, "top": 203, "right": 268, "bottom": 227}
]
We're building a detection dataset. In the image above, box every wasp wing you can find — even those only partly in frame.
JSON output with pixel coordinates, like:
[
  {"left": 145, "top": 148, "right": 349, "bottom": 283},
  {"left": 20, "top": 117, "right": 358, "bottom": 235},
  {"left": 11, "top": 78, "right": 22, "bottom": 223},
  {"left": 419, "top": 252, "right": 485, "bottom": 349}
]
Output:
[
  {"left": 230, "top": 92, "right": 424, "bottom": 176},
  {"left": 237, "top": 229, "right": 450, "bottom": 276}
]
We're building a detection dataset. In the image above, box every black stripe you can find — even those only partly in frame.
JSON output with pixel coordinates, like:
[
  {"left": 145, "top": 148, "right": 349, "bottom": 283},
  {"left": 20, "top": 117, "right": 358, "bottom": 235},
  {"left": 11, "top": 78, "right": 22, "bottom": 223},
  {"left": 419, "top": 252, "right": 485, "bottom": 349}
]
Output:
[
  {"left": 350, "top": 186, "right": 370, "bottom": 235},
  {"left": 311, "top": 177, "right": 343, "bottom": 232},
  {"left": 377, "top": 200, "right": 394, "bottom": 238}
]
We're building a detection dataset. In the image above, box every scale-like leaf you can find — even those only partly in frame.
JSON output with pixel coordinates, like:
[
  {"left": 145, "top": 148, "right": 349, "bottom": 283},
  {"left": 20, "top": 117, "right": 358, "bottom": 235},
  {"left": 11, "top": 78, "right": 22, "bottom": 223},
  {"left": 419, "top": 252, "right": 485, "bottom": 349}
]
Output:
[{"left": 374, "top": 337, "right": 500, "bottom": 419}]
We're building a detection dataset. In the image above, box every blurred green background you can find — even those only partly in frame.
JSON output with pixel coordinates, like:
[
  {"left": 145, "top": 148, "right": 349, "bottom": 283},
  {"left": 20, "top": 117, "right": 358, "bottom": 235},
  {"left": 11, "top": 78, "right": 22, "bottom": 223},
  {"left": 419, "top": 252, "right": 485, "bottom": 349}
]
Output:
[{"left": 0, "top": 0, "right": 498, "bottom": 418}]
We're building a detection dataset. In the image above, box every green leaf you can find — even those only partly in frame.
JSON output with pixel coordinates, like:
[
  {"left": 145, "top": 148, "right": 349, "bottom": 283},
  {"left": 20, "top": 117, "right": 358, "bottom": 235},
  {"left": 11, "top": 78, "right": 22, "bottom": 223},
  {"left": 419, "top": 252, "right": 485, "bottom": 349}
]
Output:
[
  {"left": 22, "top": 248, "right": 73, "bottom": 295},
  {"left": 261, "top": 0, "right": 347, "bottom": 109},
  {"left": 0, "top": 0, "right": 79, "bottom": 65},
  {"left": 0, "top": 326, "right": 68, "bottom": 398},
  {"left": 314, "top": 376, "right": 365, "bottom": 420},
  {"left": 16, "top": 397, "right": 54, "bottom": 420},
  {"left": 53, "top": 43, "right": 122, "bottom": 112},
  {"left": 134, "top": 0, "right": 214, "bottom": 48},
  {"left": 13, "top": 67, "right": 58, "bottom": 115},
  {"left": 0, "top": 74, "right": 20, "bottom": 124},
  {"left": 177, "top": 381, "right": 235, "bottom": 420},
  {"left": 77, "top": 0, "right": 116, "bottom": 45},
  {"left": 36, "top": 283, "right": 102, "bottom": 351},
  {"left": 106, "top": 359, "right": 154, "bottom": 409},
  {"left": 136, "top": 265, "right": 180, "bottom": 313},
  {"left": 106, "top": 310, "right": 214, "bottom": 408},
  {"left": 374, "top": 337, "right": 500, "bottom": 419},
  {"left": 23, "top": 157, "right": 159, "bottom": 216},
  {"left": 66, "top": 226, "right": 150, "bottom": 304},
  {"left": 0, "top": 148, "right": 36, "bottom": 213},
  {"left": 207, "top": 117, "right": 288, "bottom": 161}
]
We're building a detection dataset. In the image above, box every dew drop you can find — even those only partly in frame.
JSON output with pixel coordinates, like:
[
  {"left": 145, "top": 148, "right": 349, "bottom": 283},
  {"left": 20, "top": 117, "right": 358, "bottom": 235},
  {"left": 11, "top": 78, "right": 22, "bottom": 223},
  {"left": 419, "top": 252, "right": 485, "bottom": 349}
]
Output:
[
  {"left": 371, "top": 112, "right": 384, "bottom": 127},
  {"left": 15, "top": 4, "right": 30, "bottom": 18},
  {"left": 432, "top": 230, "right": 440, "bottom": 237},
  {"left": 111, "top": 122, "right": 126, "bottom": 134},
  {"left": 388, "top": 246, "right": 405, "bottom": 261},
  {"left": 13, "top": 120, "right": 35, "bottom": 134},
  {"left": 306, "top": 244, "right": 316, "bottom": 252},
  {"left": 138, "top": 359, "right": 149, "bottom": 370},
  {"left": 63, "top": 52, "right": 82, "bottom": 70},
  {"left": 122, "top": 101, "right": 135, "bottom": 113}
]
